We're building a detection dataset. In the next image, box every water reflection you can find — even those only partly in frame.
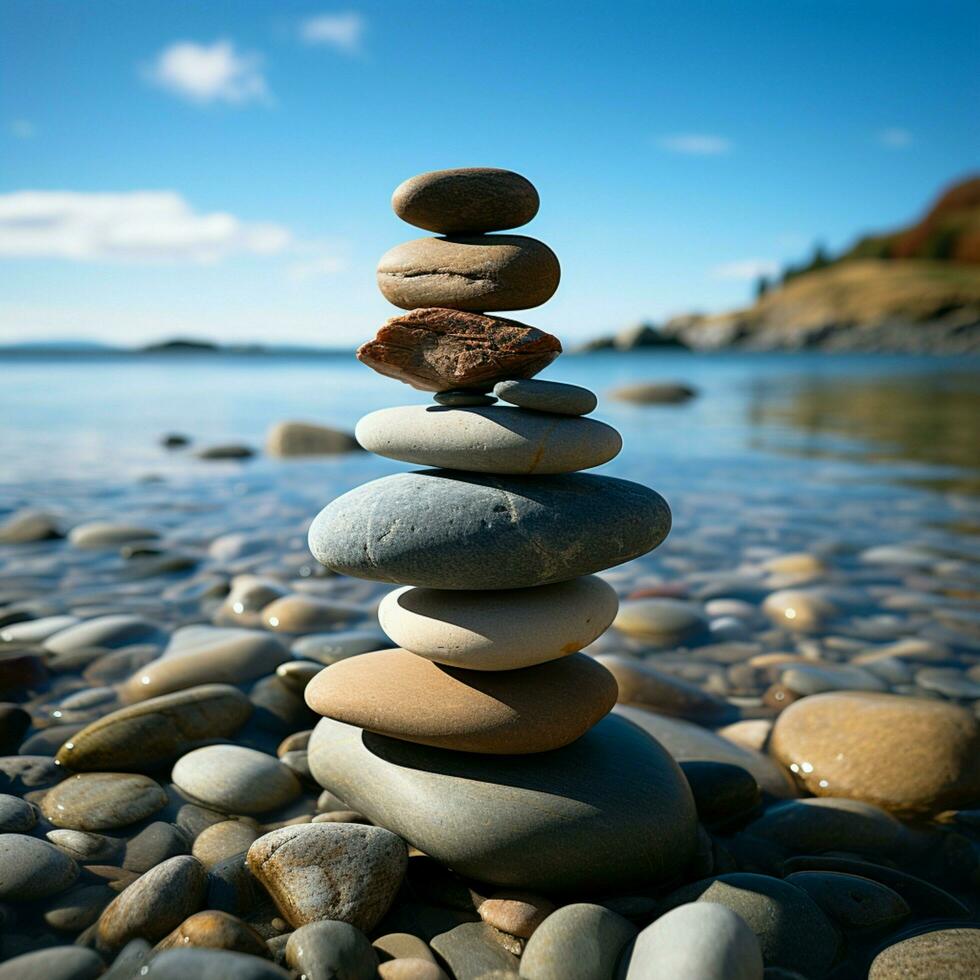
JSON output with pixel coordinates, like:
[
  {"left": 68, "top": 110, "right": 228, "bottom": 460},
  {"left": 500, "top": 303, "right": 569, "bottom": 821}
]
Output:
[{"left": 746, "top": 369, "right": 980, "bottom": 495}]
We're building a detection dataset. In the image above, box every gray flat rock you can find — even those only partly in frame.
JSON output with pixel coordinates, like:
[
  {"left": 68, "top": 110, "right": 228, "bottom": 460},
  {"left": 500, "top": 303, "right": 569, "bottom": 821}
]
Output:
[
  {"left": 307, "top": 713, "right": 697, "bottom": 893},
  {"left": 494, "top": 379, "right": 597, "bottom": 416},
  {"left": 309, "top": 470, "right": 670, "bottom": 590}
]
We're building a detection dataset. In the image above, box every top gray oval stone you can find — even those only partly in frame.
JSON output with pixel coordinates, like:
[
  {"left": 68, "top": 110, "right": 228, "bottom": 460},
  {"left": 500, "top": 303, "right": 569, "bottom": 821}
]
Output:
[
  {"left": 494, "top": 379, "right": 597, "bottom": 416},
  {"left": 392, "top": 168, "right": 539, "bottom": 234},
  {"left": 308, "top": 470, "right": 671, "bottom": 590}
]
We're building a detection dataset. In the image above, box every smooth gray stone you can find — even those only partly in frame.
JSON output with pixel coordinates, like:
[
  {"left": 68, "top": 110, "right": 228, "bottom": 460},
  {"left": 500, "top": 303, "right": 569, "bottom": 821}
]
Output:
[
  {"left": 622, "top": 902, "right": 763, "bottom": 980},
  {"left": 355, "top": 405, "right": 621, "bottom": 474},
  {"left": 286, "top": 920, "right": 379, "bottom": 980},
  {"left": 122, "top": 821, "right": 189, "bottom": 872},
  {"left": 431, "top": 922, "right": 518, "bottom": 979},
  {"left": 309, "top": 471, "right": 670, "bottom": 590},
  {"left": 0, "top": 793, "right": 36, "bottom": 833},
  {"left": 102, "top": 939, "right": 152, "bottom": 979},
  {"left": 494, "top": 379, "right": 597, "bottom": 416},
  {"left": 0, "top": 946, "right": 104, "bottom": 980},
  {"left": 0, "top": 833, "right": 79, "bottom": 900},
  {"left": 661, "top": 873, "right": 840, "bottom": 975},
  {"left": 743, "top": 798, "right": 905, "bottom": 854},
  {"left": 141, "top": 948, "right": 292, "bottom": 979},
  {"left": 519, "top": 903, "right": 636, "bottom": 980},
  {"left": 307, "top": 713, "right": 697, "bottom": 893},
  {"left": 785, "top": 872, "right": 910, "bottom": 931},
  {"left": 45, "top": 615, "right": 163, "bottom": 654},
  {"left": 291, "top": 630, "right": 394, "bottom": 666},
  {"left": 779, "top": 855, "right": 971, "bottom": 918}
]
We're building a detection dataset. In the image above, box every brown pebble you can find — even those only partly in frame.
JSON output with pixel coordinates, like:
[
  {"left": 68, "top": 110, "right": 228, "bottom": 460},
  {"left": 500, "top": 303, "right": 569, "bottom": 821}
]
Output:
[{"left": 478, "top": 891, "right": 555, "bottom": 939}]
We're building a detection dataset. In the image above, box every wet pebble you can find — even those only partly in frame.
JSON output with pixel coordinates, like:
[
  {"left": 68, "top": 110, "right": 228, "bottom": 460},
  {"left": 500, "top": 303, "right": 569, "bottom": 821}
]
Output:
[
  {"left": 41, "top": 772, "right": 167, "bottom": 830},
  {"left": 172, "top": 744, "right": 300, "bottom": 815},
  {"left": 285, "top": 920, "right": 379, "bottom": 980},
  {"left": 0, "top": 833, "right": 79, "bottom": 900}
]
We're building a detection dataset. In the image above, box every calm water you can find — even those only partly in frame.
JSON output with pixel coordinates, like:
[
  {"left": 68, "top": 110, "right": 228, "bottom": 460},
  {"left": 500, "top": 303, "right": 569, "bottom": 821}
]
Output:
[{"left": 1, "top": 350, "right": 977, "bottom": 496}]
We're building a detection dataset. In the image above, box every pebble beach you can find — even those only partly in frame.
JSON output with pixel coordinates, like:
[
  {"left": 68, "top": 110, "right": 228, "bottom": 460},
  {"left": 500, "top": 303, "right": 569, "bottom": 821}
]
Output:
[{"left": 1, "top": 169, "right": 980, "bottom": 980}]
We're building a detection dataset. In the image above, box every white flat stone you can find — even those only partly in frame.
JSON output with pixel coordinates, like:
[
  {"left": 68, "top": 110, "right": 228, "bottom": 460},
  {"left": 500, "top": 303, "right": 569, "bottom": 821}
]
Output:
[{"left": 378, "top": 576, "right": 619, "bottom": 670}]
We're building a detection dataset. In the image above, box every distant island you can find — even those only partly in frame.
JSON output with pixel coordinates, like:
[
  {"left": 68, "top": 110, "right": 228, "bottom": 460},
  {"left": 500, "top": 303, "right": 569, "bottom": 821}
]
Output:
[{"left": 584, "top": 175, "right": 980, "bottom": 354}]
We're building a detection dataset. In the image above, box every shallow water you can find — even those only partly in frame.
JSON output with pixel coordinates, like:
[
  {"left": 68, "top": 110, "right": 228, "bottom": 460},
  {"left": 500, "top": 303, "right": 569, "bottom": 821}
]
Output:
[{"left": 2, "top": 350, "right": 980, "bottom": 972}]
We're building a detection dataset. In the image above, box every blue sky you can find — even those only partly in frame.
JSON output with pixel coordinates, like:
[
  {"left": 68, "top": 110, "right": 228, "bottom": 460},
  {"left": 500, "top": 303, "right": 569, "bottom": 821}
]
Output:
[{"left": 1, "top": 0, "right": 977, "bottom": 346}]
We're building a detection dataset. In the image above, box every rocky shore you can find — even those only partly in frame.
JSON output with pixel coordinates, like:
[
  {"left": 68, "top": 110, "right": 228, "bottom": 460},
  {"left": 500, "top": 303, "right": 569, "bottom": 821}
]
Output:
[{"left": 0, "top": 169, "right": 979, "bottom": 980}]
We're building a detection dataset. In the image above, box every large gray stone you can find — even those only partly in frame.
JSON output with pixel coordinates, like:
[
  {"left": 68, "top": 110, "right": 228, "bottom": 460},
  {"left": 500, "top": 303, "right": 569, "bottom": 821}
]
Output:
[
  {"left": 355, "top": 405, "right": 621, "bottom": 474},
  {"left": 309, "top": 470, "right": 670, "bottom": 590},
  {"left": 307, "top": 713, "right": 697, "bottom": 893}
]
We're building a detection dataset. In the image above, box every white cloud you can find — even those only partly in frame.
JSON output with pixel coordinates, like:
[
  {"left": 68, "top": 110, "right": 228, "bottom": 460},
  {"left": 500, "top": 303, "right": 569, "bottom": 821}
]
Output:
[
  {"left": 711, "top": 258, "right": 779, "bottom": 281},
  {"left": 288, "top": 253, "right": 348, "bottom": 281},
  {"left": 144, "top": 40, "right": 269, "bottom": 105},
  {"left": 0, "top": 191, "right": 294, "bottom": 263},
  {"left": 876, "top": 127, "right": 913, "bottom": 149},
  {"left": 10, "top": 120, "right": 35, "bottom": 139},
  {"left": 659, "top": 133, "right": 733, "bottom": 156},
  {"left": 300, "top": 12, "right": 365, "bottom": 53}
]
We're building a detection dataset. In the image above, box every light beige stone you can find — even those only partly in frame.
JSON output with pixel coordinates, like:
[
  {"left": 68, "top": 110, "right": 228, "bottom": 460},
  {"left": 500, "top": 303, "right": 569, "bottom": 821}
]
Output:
[
  {"left": 378, "top": 576, "right": 618, "bottom": 670},
  {"left": 356, "top": 405, "right": 621, "bottom": 475}
]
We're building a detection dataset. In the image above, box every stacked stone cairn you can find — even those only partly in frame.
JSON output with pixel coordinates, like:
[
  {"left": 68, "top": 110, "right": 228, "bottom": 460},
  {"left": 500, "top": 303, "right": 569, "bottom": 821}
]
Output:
[{"left": 305, "top": 168, "right": 699, "bottom": 894}]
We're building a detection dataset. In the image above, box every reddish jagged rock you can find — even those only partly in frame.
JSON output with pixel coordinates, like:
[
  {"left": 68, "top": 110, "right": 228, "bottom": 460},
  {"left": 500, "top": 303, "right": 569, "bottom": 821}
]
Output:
[{"left": 356, "top": 308, "right": 561, "bottom": 392}]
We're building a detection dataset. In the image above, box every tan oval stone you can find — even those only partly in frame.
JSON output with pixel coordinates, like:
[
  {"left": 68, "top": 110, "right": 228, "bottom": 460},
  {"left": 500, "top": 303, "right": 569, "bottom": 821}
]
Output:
[
  {"left": 192, "top": 820, "right": 259, "bottom": 868},
  {"left": 41, "top": 773, "right": 167, "bottom": 831},
  {"left": 356, "top": 405, "right": 621, "bottom": 475},
  {"left": 377, "top": 236, "right": 560, "bottom": 312},
  {"left": 392, "top": 168, "right": 539, "bottom": 234},
  {"left": 96, "top": 855, "right": 207, "bottom": 950},
  {"left": 478, "top": 891, "right": 555, "bottom": 938},
  {"left": 379, "top": 576, "right": 618, "bottom": 671},
  {"left": 761, "top": 589, "right": 837, "bottom": 632},
  {"left": 56, "top": 685, "right": 252, "bottom": 771},
  {"left": 305, "top": 650, "right": 617, "bottom": 754},
  {"left": 120, "top": 629, "right": 288, "bottom": 703},
  {"left": 770, "top": 691, "right": 980, "bottom": 816}
]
